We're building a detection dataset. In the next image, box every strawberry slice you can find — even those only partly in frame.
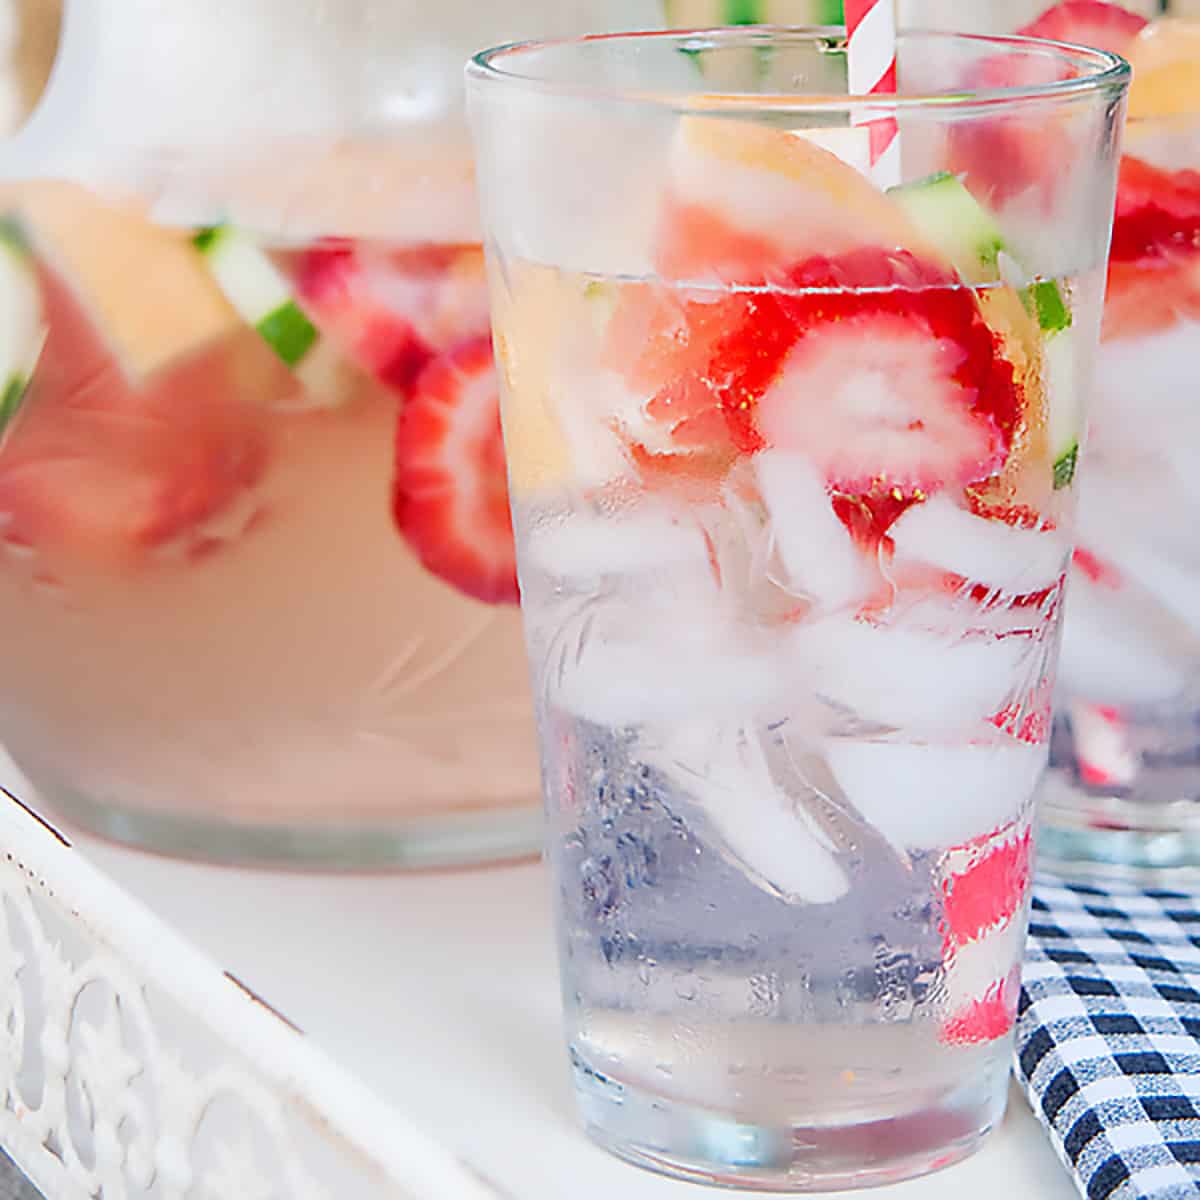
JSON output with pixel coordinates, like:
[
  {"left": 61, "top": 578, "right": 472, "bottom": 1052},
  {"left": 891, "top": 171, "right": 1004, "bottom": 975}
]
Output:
[
  {"left": 610, "top": 249, "right": 1021, "bottom": 500},
  {"left": 1019, "top": 0, "right": 1147, "bottom": 56},
  {"left": 941, "top": 968, "right": 1022, "bottom": 1046},
  {"left": 391, "top": 336, "right": 518, "bottom": 606},
  {"left": 290, "top": 241, "right": 491, "bottom": 397},
  {"left": 1104, "top": 158, "right": 1200, "bottom": 338},
  {"left": 948, "top": 4, "right": 1145, "bottom": 207},
  {"left": 1110, "top": 157, "right": 1200, "bottom": 267},
  {"left": 752, "top": 250, "right": 1020, "bottom": 495},
  {"left": 940, "top": 828, "right": 1033, "bottom": 951}
]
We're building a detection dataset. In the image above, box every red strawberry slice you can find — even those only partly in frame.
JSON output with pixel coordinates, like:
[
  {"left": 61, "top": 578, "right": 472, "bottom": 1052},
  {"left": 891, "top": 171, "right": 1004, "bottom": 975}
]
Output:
[
  {"left": 941, "top": 828, "right": 1033, "bottom": 951},
  {"left": 290, "top": 241, "right": 492, "bottom": 397},
  {"left": 391, "top": 336, "right": 518, "bottom": 606},
  {"left": 753, "top": 251, "right": 1020, "bottom": 496},
  {"left": 947, "top": 3, "right": 1145, "bottom": 207},
  {"left": 1105, "top": 257, "right": 1200, "bottom": 339},
  {"left": 1110, "top": 157, "right": 1200, "bottom": 266},
  {"left": 0, "top": 260, "right": 271, "bottom": 562},
  {"left": 1019, "top": 0, "right": 1148, "bottom": 56},
  {"left": 941, "top": 968, "right": 1021, "bottom": 1046}
]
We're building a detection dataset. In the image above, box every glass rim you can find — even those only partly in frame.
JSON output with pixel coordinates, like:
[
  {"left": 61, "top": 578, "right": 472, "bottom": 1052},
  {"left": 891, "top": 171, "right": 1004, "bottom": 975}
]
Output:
[{"left": 467, "top": 26, "right": 1130, "bottom": 115}]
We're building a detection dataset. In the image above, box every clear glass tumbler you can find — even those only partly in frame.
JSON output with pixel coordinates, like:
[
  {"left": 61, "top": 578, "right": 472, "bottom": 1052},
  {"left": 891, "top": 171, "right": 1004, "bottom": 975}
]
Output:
[
  {"left": 469, "top": 28, "right": 1127, "bottom": 1189},
  {"left": 0, "top": 0, "right": 664, "bottom": 868}
]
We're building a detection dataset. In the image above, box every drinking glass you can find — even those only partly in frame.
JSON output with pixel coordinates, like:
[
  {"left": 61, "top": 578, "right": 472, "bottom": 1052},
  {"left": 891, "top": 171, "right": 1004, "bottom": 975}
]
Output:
[{"left": 469, "top": 27, "right": 1127, "bottom": 1188}]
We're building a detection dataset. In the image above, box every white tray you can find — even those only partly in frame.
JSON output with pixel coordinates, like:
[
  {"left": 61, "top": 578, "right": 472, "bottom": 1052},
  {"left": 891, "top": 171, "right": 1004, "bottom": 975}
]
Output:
[{"left": 0, "top": 755, "right": 1079, "bottom": 1199}]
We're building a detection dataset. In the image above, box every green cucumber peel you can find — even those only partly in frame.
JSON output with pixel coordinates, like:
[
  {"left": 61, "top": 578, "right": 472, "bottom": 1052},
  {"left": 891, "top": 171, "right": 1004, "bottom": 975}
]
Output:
[
  {"left": 194, "top": 222, "right": 319, "bottom": 370},
  {"left": 1023, "top": 279, "right": 1072, "bottom": 334},
  {"left": 723, "top": 0, "right": 764, "bottom": 23},
  {"left": 0, "top": 374, "right": 28, "bottom": 437},
  {"left": 0, "top": 216, "right": 31, "bottom": 257},
  {"left": 888, "top": 171, "right": 1005, "bottom": 283},
  {"left": 1053, "top": 443, "right": 1078, "bottom": 490},
  {"left": 256, "top": 301, "right": 318, "bottom": 368}
]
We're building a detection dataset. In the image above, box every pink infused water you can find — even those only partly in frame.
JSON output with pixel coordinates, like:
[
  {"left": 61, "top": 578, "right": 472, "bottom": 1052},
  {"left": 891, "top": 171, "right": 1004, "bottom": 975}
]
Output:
[{"left": 0, "top": 180, "right": 538, "bottom": 861}]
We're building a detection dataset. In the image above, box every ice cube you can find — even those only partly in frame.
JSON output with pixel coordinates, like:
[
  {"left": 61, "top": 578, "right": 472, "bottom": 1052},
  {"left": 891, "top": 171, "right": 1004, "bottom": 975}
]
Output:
[
  {"left": 889, "top": 496, "right": 1066, "bottom": 596},
  {"left": 547, "top": 587, "right": 782, "bottom": 727},
  {"left": 825, "top": 738, "right": 1044, "bottom": 854},
  {"left": 755, "top": 450, "right": 873, "bottom": 611},
  {"left": 642, "top": 721, "right": 850, "bottom": 905},
  {"left": 524, "top": 509, "right": 709, "bottom": 583},
  {"left": 788, "top": 612, "right": 1037, "bottom": 735},
  {"left": 1057, "top": 570, "right": 1195, "bottom": 706}
]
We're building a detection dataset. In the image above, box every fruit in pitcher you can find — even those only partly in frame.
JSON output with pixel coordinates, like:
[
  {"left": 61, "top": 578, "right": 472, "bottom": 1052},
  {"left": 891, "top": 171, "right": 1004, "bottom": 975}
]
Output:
[
  {"left": 0, "top": 182, "right": 243, "bottom": 379},
  {"left": 0, "top": 189, "right": 279, "bottom": 562},
  {"left": 0, "top": 255, "right": 271, "bottom": 560},
  {"left": 292, "top": 241, "right": 491, "bottom": 398},
  {"left": 0, "top": 218, "right": 45, "bottom": 440},
  {"left": 392, "top": 336, "right": 519, "bottom": 606},
  {"left": 194, "top": 225, "right": 318, "bottom": 367}
]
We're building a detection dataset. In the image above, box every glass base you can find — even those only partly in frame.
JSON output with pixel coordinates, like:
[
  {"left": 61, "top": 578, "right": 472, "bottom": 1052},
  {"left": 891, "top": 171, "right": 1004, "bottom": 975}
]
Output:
[
  {"left": 1040, "top": 706, "right": 1200, "bottom": 879},
  {"left": 26, "top": 778, "right": 543, "bottom": 870},
  {"left": 1039, "top": 769, "right": 1200, "bottom": 881},
  {"left": 570, "top": 1049, "right": 1007, "bottom": 1193}
]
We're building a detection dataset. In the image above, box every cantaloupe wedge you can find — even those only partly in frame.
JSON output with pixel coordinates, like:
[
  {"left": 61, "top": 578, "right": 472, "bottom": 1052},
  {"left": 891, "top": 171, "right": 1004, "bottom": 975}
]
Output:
[{"left": 0, "top": 181, "right": 242, "bottom": 379}]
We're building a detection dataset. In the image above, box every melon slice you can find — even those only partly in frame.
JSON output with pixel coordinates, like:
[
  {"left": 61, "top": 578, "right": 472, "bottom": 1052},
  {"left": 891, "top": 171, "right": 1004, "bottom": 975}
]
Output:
[{"left": 0, "top": 181, "right": 242, "bottom": 379}]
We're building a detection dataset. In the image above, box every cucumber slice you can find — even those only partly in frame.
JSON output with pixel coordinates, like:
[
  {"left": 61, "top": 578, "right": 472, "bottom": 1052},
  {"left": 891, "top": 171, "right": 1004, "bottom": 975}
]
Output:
[
  {"left": 1044, "top": 323, "right": 1080, "bottom": 489},
  {"left": 888, "top": 172, "right": 1005, "bottom": 284},
  {"left": 0, "top": 215, "right": 45, "bottom": 440},
  {"left": 193, "top": 225, "right": 318, "bottom": 368},
  {"left": 1022, "top": 278, "right": 1072, "bottom": 334}
]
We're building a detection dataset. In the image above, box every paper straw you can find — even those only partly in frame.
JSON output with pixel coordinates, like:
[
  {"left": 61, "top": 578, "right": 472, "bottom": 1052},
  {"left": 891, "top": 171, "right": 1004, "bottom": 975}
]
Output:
[{"left": 845, "top": 0, "right": 901, "bottom": 188}]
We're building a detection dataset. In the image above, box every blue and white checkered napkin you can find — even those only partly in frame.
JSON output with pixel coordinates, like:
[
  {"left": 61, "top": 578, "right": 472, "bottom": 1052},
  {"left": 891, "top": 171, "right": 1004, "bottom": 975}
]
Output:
[{"left": 1017, "top": 874, "right": 1200, "bottom": 1200}]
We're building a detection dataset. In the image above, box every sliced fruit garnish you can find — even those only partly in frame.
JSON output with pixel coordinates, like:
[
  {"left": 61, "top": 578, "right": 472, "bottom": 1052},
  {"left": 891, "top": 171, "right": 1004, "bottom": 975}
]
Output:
[
  {"left": 1019, "top": 0, "right": 1147, "bottom": 56},
  {"left": 0, "top": 217, "right": 45, "bottom": 441},
  {"left": 1110, "top": 156, "right": 1200, "bottom": 268},
  {"left": 1126, "top": 18, "right": 1200, "bottom": 121},
  {"left": 941, "top": 828, "right": 1033, "bottom": 951},
  {"left": 290, "top": 241, "right": 435, "bottom": 395},
  {"left": 940, "top": 971, "right": 1021, "bottom": 1046},
  {"left": 1104, "top": 257, "right": 1200, "bottom": 339},
  {"left": 193, "top": 224, "right": 318, "bottom": 367},
  {"left": 0, "top": 258, "right": 272, "bottom": 561},
  {"left": 946, "top": 3, "right": 1144, "bottom": 207},
  {"left": 888, "top": 172, "right": 1005, "bottom": 285},
  {"left": 0, "top": 182, "right": 242, "bottom": 379},
  {"left": 1103, "top": 157, "right": 1200, "bottom": 338},
  {"left": 753, "top": 250, "right": 1020, "bottom": 496},
  {"left": 659, "top": 116, "right": 941, "bottom": 285},
  {"left": 391, "top": 336, "right": 518, "bottom": 606}
]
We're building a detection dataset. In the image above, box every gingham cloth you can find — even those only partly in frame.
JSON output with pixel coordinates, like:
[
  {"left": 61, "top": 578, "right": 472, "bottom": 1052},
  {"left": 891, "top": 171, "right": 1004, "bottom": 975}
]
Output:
[{"left": 1017, "top": 874, "right": 1200, "bottom": 1200}]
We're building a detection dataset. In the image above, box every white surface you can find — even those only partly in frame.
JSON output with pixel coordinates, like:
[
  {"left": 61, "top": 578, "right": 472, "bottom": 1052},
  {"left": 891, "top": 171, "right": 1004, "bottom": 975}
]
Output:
[{"left": 64, "top": 834, "right": 1080, "bottom": 1200}]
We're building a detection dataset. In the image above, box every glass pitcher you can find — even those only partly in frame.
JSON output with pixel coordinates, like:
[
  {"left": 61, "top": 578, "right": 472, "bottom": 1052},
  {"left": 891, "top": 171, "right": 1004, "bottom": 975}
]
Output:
[{"left": 0, "top": 0, "right": 664, "bottom": 867}]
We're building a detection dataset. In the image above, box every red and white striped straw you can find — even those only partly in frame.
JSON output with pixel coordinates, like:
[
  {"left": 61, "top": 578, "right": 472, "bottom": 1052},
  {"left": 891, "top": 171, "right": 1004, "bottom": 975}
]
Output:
[{"left": 845, "top": 0, "right": 901, "bottom": 187}]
